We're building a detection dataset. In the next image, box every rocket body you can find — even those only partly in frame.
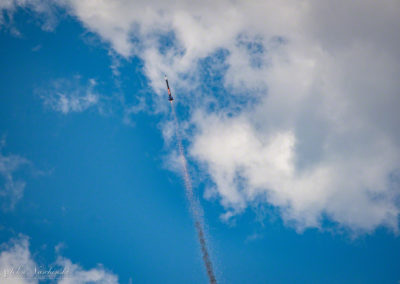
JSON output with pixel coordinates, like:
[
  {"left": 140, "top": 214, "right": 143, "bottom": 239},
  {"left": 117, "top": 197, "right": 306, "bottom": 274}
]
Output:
[{"left": 165, "top": 75, "right": 174, "bottom": 101}]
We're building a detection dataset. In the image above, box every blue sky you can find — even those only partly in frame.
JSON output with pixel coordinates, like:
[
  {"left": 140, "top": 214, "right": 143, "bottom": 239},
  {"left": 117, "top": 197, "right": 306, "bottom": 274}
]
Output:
[{"left": 1, "top": 1, "right": 400, "bottom": 283}]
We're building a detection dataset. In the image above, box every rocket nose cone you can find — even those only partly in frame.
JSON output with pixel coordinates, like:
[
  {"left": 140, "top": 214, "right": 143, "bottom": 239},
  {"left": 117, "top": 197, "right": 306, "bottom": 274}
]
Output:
[{"left": 164, "top": 75, "right": 167, "bottom": 80}]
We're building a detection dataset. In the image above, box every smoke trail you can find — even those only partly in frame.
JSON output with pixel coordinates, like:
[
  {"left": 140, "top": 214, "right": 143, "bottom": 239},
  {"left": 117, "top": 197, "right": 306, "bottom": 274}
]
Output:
[{"left": 170, "top": 101, "right": 217, "bottom": 284}]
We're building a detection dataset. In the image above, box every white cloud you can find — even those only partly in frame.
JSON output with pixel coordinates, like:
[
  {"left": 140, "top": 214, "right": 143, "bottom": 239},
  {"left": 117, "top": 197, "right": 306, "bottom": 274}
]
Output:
[
  {"left": 0, "top": 236, "right": 119, "bottom": 284},
  {"left": 4, "top": 0, "right": 400, "bottom": 233},
  {"left": 40, "top": 77, "right": 100, "bottom": 114},
  {"left": 0, "top": 235, "right": 37, "bottom": 284},
  {"left": 190, "top": 112, "right": 400, "bottom": 232},
  {"left": 56, "top": 257, "right": 118, "bottom": 284},
  {"left": 0, "top": 143, "right": 29, "bottom": 211},
  {"left": 60, "top": 0, "right": 400, "bottom": 233}
]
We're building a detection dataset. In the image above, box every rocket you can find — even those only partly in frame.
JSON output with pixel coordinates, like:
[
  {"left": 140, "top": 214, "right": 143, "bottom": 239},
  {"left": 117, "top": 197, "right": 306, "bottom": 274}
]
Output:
[{"left": 165, "top": 75, "right": 174, "bottom": 101}]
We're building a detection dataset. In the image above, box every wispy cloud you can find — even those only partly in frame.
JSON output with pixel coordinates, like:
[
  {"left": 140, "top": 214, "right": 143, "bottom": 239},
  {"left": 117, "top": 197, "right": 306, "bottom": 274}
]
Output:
[
  {"left": 40, "top": 76, "right": 100, "bottom": 114},
  {"left": 0, "top": 139, "right": 30, "bottom": 211},
  {"left": 122, "top": 96, "right": 147, "bottom": 126},
  {"left": 0, "top": 0, "right": 59, "bottom": 36}
]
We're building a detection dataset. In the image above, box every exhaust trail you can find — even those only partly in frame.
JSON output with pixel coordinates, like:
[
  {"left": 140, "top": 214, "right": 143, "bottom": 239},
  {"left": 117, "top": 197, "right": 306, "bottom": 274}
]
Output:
[{"left": 170, "top": 101, "right": 217, "bottom": 284}]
